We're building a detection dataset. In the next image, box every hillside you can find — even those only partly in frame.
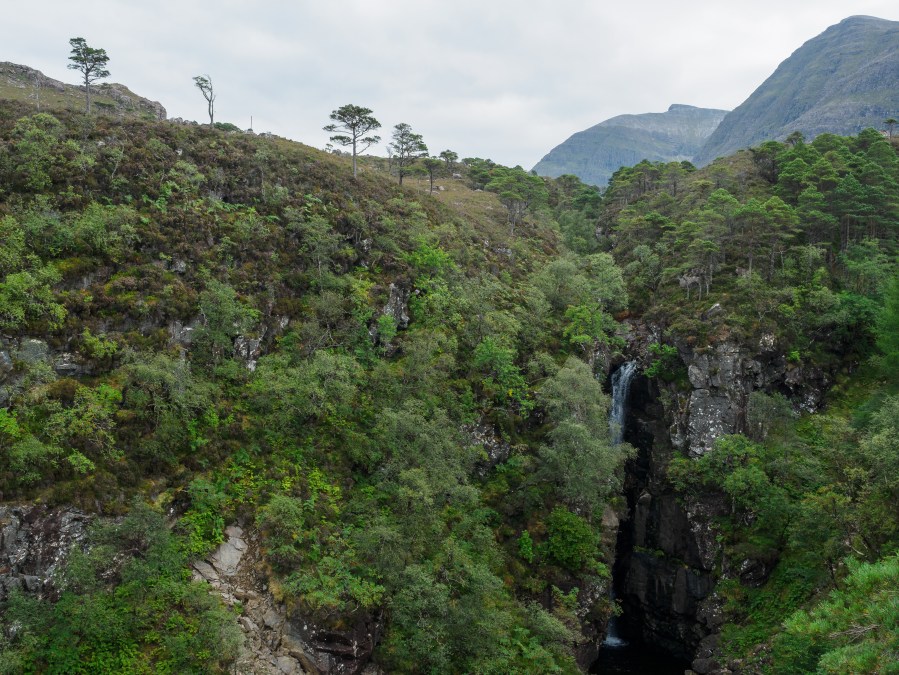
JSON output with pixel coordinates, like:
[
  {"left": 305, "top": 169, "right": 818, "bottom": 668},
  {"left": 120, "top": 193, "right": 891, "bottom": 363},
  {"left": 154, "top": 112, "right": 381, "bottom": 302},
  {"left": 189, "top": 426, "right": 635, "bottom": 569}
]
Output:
[
  {"left": 0, "top": 94, "right": 897, "bottom": 675},
  {"left": 533, "top": 104, "right": 728, "bottom": 187},
  {"left": 694, "top": 15, "right": 899, "bottom": 166},
  {"left": 0, "top": 61, "right": 166, "bottom": 120}
]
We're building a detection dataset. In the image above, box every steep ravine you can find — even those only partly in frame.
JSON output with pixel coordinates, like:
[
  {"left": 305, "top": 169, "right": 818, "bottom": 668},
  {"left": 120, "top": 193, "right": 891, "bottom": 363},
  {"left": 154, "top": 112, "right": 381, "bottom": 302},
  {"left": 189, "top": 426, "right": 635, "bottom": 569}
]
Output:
[
  {"left": 596, "top": 331, "right": 834, "bottom": 674},
  {"left": 608, "top": 369, "right": 720, "bottom": 663}
]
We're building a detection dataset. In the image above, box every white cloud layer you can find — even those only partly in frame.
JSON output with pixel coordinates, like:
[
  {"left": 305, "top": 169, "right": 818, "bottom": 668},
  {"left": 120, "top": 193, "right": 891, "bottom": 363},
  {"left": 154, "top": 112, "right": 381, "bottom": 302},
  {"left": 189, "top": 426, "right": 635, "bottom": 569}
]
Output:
[{"left": 4, "top": 1, "right": 897, "bottom": 167}]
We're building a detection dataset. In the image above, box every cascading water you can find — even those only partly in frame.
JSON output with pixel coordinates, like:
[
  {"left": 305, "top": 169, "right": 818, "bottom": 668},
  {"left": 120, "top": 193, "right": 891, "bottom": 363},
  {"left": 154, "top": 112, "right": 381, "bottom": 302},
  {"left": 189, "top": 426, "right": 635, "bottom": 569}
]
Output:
[
  {"left": 609, "top": 361, "right": 638, "bottom": 446},
  {"left": 603, "top": 361, "right": 638, "bottom": 649}
]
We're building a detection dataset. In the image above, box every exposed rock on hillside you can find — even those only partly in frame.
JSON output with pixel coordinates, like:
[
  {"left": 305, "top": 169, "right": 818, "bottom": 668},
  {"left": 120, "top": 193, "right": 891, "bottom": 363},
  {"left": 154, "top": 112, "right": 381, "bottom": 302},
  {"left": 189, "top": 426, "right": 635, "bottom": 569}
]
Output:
[
  {"left": 533, "top": 104, "right": 728, "bottom": 187},
  {"left": 694, "top": 15, "right": 899, "bottom": 165},
  {"left": 0, "top": 62, "right": 166, "bottom": 120},
  {"left": 0, "top": 505, "right": 89, "bottom": 601}
]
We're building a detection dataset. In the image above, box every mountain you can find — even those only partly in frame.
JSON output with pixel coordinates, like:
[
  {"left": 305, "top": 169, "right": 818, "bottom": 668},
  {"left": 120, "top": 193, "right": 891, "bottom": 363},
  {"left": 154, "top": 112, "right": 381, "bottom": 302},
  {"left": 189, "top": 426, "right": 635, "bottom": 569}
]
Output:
[
  {"left": 0, "top": 61, "right": 166, "bottom": 120},
  {"left": 532, "top": 104, "right": 728, "bottom": 186},
  {"left": 694, "top": 15, "right": 899, "bottom": 166}
]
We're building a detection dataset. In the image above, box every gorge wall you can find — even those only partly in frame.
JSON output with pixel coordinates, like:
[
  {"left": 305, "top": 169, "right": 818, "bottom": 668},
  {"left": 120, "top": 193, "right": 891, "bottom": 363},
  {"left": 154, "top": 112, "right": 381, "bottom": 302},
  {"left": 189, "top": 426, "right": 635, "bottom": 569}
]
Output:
[{"left": 608, "top": 328, "right": 832, "bottom": 672}]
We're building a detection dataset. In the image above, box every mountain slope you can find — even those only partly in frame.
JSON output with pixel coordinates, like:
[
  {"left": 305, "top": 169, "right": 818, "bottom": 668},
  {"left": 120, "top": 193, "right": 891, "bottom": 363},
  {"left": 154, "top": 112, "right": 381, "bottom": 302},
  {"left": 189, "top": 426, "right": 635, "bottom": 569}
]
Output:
[
  {"left": 533, "top": 104, "right": 728, "bottom": 186},
  {"left": 0, "top": 61, "right": 166, "bottom": 120},
  {"left": 694, "top": 15, "right": 899, "bottom": 166}
]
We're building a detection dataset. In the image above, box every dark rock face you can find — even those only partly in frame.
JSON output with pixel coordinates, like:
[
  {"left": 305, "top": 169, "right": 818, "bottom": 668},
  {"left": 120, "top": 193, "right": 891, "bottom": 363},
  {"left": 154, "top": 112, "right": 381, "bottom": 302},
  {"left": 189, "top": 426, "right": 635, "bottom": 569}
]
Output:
[
  {"left": 695, "top": 15, "right": 899, "bottom": 165},
  {"left": 0, "top": 504, "right": 90, "bottom": 601},
  {"left": 282, "top": 611, "right": 383, "bottom": 675},
  {"left": 533, "top": 104, "right": 728, "bottom": 187},
  {"left": 613, "top": 373, "right": 723, "bottom": 660},
  {"left": 612, "top": 333, "right": 830, "bottom": 665}
]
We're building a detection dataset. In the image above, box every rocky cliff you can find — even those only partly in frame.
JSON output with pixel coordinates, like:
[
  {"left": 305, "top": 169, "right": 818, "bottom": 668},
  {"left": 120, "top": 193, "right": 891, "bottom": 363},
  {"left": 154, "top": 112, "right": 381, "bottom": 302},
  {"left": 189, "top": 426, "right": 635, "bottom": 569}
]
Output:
[
  {"left": 694, "top": 15, "right": 899, "bottom": 166},
  {"left": 611, "top": 327, "right": 833, "bottom": 672},
  {"left": 533, "top": 105, "right": 728, "bottom": 187}
]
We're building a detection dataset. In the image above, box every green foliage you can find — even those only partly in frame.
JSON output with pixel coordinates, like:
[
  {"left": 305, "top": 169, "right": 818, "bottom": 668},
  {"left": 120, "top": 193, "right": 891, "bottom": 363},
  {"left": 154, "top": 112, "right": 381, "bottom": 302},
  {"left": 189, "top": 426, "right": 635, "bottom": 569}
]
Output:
[
  {"left": 543, "top": 507, "right": 598, "bottom": 571},
  {"left": 473, "top": 337, "right": 531, "bottom": 414},
  {"left": 485, "top": 166, "right": 549, "bottom": 231},
  {"left": 0, "top": 265, "right": 66, "bottom": 331},
  {"left": 8, "top": 113, "right": 64, "bottom": 191},
  {"left": 644, "top": 342, "right": 681, "bottom": 381},
  {"left": 877, "top": 271, "right": 899, "bottom": 378},
  {"left": 178, "top": 478, "right": 228, "bottom": 556},
  {"left": 518, "top": 530, "right": 535, "bottom": 563},
  {"left": 773, "top": 555, "right": 899, "bottom": 674},
  {"left": 537, "top": 357, "right": 630, "bottom": 512},
  {"left": 0, "top": 501, "right": 241, "bottom": 673},
  {"left": 192, "top": 278, "right": 260, "bottom": 365}
]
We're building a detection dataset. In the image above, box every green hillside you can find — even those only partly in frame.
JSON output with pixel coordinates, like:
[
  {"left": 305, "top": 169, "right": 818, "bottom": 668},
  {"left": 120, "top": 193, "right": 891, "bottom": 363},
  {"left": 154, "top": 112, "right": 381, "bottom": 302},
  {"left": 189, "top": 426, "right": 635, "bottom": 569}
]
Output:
[{"left": 0, "top": 95, "right": 897, "bottom": 674}]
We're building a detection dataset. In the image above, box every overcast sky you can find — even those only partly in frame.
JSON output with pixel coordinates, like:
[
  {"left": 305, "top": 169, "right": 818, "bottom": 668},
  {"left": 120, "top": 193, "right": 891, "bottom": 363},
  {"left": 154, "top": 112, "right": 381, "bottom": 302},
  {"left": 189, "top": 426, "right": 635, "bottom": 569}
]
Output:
[{"left": 3, "top": 1, "right": 897, "bottom": 168}]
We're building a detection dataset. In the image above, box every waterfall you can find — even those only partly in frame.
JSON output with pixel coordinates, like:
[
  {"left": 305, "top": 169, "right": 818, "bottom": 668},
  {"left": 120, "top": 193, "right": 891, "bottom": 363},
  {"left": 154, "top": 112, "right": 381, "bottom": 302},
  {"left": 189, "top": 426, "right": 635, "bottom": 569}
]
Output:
[
  {"left": 603, "top": 361, "right": 638, "bottom": 648},
  {"left": 609, "top": 360, "right": 638, "bottom": 446}
]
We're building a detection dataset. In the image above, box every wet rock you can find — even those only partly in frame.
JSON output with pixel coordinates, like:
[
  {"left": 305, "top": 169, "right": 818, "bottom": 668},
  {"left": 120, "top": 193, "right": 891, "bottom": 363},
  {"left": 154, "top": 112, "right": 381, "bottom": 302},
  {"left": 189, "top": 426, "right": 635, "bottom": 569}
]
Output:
[
  {"left": 282, "top": 609, "right": 383, "bottom": 675},
  {"left": 692, "top": 657, "right": 721, "bottom": 674}
]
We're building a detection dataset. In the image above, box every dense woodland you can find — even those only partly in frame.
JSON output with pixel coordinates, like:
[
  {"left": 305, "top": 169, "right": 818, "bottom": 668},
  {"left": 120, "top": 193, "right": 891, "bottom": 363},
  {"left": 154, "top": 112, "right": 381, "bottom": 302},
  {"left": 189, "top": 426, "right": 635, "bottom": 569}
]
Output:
[{"left": 0, "top": 99, "right": 897, "bottom": 673}]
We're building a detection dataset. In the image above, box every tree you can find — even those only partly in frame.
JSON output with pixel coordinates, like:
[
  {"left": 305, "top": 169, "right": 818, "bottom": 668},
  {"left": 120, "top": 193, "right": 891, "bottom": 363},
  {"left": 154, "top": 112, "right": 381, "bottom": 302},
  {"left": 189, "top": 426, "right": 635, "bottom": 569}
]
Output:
[
  {"left": 885, "top": 118, "right": 897, "bottom": 139},
  {"left": 485, "top": 166, "right": 548, "bottom": 234},
  {"left": 193, "top": 75, "right": 216, "bottom": 125},
  {"left": 389, "top": 123, "right": 428, "bottom": 185},
  {"left": 439, "top": 149, "right": 458, "bottom": 173},
  {"left": 421, "top": 157, "right": 443, "bottom": 193},
  {"left": 323, "top": 104, "right": 382, "bottom": 179},
  {"left": 67, "top": 38, "right": 110, "bottom": 115}
]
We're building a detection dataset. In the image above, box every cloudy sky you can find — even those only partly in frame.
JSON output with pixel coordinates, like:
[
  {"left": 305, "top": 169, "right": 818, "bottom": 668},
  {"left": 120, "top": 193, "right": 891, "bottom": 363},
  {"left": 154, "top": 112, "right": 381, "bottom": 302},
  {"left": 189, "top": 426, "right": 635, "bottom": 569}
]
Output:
[{"left": 4, "top": 1, "right": 897, "bottom": 168}]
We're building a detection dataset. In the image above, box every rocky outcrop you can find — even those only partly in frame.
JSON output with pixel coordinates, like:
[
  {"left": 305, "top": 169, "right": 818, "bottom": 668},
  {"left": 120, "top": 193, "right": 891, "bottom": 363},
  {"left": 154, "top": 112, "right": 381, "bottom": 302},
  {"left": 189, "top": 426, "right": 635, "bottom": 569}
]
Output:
[
  {"left": 612, "top": 329, "right": 831, "bottom": 667},
  {"left": 382, "top": 283, "right": 410, "bottom": 330},
  {"left": 675, "top": 338, "right": 828, "bottom": 456},
  {"left": 0, "top": 504, "right": 90, "bottom": 601},
  {"left": 0, "top": 62, "right": 167, "bottom": 120},
  {"left": 612, "top": 371, "right": 723, "bottom": 660},
  {"left": 192, "top": 524, "right": 383, "bottom": 675}
]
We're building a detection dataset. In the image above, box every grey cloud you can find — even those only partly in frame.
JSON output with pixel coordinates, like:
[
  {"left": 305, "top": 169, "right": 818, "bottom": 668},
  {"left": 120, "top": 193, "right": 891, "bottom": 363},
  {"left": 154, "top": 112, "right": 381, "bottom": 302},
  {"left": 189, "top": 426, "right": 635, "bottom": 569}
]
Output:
[{"left": 3, "top": 0, "right": 897, "bottom": 167}]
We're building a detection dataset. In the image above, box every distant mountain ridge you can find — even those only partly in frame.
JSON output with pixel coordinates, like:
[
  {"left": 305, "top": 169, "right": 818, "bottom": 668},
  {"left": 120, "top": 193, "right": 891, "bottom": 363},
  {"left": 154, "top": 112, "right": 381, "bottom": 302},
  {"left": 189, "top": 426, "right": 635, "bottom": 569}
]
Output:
[
  {"left": 533, "top": 104, "right": 728, "bottom": 186},
  {"left": 0, "top": 62, "right": 166, "bottom": 120},
  {"left": 694, "top": 15, "right": 899, "bottom": 165}
]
